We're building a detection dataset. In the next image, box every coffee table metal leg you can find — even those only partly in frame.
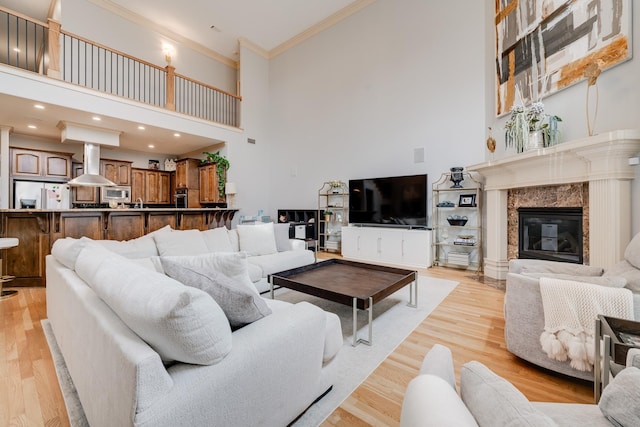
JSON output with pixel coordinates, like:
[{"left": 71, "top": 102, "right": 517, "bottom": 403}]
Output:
[
  {"left": 270, "top": 278, "right": 274, "bottom": 299},
  {"left": 407, "top": 275, "right": 418, "bottom": 308},
  {"left": 352, "top": 297, "right": 373, "bottom": 347}
]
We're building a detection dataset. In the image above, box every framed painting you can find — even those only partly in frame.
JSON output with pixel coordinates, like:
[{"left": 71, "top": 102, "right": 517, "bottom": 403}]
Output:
[{"left": 495, "top": 0, "right": 633, "bottom": 116}]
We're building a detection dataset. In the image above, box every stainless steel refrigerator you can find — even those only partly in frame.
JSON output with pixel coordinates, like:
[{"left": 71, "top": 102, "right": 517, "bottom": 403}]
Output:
[{"left": 13, "top": 181, "right": 71, "bottom": 209}]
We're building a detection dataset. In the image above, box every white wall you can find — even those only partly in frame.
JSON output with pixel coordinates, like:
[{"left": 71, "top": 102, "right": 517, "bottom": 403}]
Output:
[
  {"left": 266, "top": 0, "right": 486, "bottom": 222},
  {"left": 487, "top": 4, "right": 640, "bottom": 235},
  {"left": 61, "top": 0, "right": 237, "bottom": 93}
]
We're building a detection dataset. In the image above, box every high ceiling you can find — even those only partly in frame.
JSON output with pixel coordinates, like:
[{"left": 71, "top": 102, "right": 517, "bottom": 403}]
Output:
[{"left": 0, "top": 0, "right": 369, "bottom": 154}]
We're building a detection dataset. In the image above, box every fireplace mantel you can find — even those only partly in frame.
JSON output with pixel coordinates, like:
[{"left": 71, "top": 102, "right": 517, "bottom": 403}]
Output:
[{"left": 467, "top": 129, "right": 640, "bottom": 279}]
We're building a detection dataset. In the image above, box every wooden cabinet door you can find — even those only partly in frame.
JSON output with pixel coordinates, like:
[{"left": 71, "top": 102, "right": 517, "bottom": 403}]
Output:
[
  {"left": 60, "top": 212, "right": 103, "bottom": 240},
  {"left": 131, "top": 169, "right": 145, "bottom": 202},
  {"left": 158, "top": 172, "right": 171, "bottom": 204},
  {"left": 199, "top": 164, "right": 219, "bottom": 203},
  {"left": 12, "top": 149, "right": 42, "bottom": 176},
  {"left": 106, "top": 213, "right": 145, "bottom": 241},
  {"left": 145, "top": 171, "right": 159, "bottom": 203},
  {"left": 178, "top": 212, "right": 206, "bottom": 230},
  {"left": 43, "top": 153, "right": 71, "bottom": 179},
  {"left": 3, "top": 213, "right": 49, "bottom": 286},
  {"left": 175, "top": 161, "right": 187, "bottom": 188},
  {"left": 148, "top": 213, "right": 176, "bottom": 232},
  {"left": 101, "top": 160, "right": 132, "bottom": 185},
  {"left": 71, "top": 163, "right": 99, "bottom": 205}
]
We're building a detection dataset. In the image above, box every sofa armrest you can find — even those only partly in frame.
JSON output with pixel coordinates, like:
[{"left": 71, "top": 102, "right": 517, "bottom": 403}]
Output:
[
  {"left": 509, "top": 259, "right": 603, "bottom": 276},
  {"left": 419, "top": 344, "right": 457, "bottom": 390}
]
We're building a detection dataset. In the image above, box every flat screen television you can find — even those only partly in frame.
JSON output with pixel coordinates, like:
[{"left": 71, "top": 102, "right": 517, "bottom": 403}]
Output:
[{"left": 348, "top": 174, "right": 428, "bottom": 228}]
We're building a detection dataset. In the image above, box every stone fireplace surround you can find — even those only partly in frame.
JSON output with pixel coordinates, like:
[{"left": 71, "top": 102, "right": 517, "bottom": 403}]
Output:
[{"left": 467, "top": 129, "right": 640, "bottom": 280}]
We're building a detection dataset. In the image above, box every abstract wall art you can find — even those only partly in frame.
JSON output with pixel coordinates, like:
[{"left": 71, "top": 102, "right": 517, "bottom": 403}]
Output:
[{"left": 495, "top": 0, "right": 632, "bottom": 116}]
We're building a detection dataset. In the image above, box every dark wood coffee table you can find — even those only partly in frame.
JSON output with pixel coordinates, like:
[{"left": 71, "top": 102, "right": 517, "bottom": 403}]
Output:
[{"left": 268, "top": 259, "right": 417, "bottom": 346}]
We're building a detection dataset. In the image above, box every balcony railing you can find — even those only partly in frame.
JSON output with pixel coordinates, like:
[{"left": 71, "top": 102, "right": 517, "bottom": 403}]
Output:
[{"left": 0, "top": 6, "right": 241, "bottom": 128}]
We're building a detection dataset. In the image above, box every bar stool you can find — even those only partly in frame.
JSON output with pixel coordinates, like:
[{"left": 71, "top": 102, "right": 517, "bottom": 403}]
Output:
[{"left": 0, "top": 238, "right": 19, "bottom": 299}]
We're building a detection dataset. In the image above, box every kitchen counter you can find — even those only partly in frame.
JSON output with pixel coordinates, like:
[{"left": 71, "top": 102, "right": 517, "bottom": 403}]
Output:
[{"left": 0, "top": 207, "right": 239, "bottom": 287}]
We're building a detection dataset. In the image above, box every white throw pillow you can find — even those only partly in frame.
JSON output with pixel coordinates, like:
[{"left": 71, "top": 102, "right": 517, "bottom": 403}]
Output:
[
  {"left": 236, "top": 223, "right": 278, "bottom": 256},
  {"left": 161, "top": 257, "right": 272, "bottom": 330},
  {"left": 94, "top": 234, "right": 159, "bottom": 258},
  {"left": 153, "top": 229, "right": 208, "bottom": 256},
  {"left": 273, "top": 223, "right": 292, "bottom": 252},
  {"left": 51, "top": 237, "right": 85, "bottom": 270},
  {"left": 75, "top": 244, "right": 232, "bottom": 365},
  {"left": 201, "top": 227, "right": 234, "bottom": 252},
  {"left": 160, "top": 252, "right": 258, "bottom": 294}
]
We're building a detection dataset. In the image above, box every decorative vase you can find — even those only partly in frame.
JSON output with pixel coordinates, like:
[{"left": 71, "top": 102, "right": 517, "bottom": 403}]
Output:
[
  {"left": 449, "top": 167, "right": 464, "bottom": 188},
  {"left": 527, "top": 130, "right": 544, "bottom": 150}
]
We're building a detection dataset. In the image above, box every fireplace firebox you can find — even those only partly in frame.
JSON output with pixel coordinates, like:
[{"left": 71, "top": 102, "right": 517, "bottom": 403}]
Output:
[{"left": 518, "top": 207, "right": 583, "bottom": 264}]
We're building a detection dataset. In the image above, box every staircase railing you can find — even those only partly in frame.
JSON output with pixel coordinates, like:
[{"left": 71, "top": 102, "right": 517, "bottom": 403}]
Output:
[{"left": 0, "top": 6, "right": 241, "bottom": 128}]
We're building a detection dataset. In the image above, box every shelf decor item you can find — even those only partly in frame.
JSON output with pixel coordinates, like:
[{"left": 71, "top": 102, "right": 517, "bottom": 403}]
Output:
[
  {"left": 458, "top": 194, "right": 476, "bottom": 207},
  {"left": 584, "top": 62, "right": 601, "bottom": 137},
  {"left": 450, "top": 167, "right": 464, "bottom": 188}
]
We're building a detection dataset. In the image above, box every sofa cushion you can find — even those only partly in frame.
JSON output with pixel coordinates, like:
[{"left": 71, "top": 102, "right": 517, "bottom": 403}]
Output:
[
  {"left": 521, "top": 272, "right": 627, "bottom": 288},
  {"left": 520, "top": 262, "right": 603, "bottom": 276},
  {"left": 51, "top": 237, "right": 84, "bottom": 270},
  {"left": 94, "top": 225, "right": 172, "bottom": 258},
  {"left": 153, "top": 229, "right": 208, "bottom": 256},
  {"left": 75, "top": 244, "right": 232, "bottom": 365},
  {"left": 401, "top": 375, "right": 478, "bottom": 427},
  {"left": 604, "top": 260, "right": 640, "bottom": 293},
  {"left": 460, "top": 361, "right": 557, "bottom": 426},
  {"left": 161, "top": 257, "right": 272, "bottom": 330},
  {"left": 624, "top": 232, "right": 640, "bottom": 270},
  {"left": 237, "top": 223, "right": 278, "bottom": 256},
  {"left": 160, "top": 252, "right": 258, "bottom": 294},
  {"left": 201, "top": 227, "right": 233, "bottom": 252},
  {"left": 274, "top": 223, "right": 292, "bottom": 252},
  {"left": 598, "top": 367, "right": 640, "bottom": 426},
  {"left": 248, "top": 250, "right": 315, "bottom": 277}
]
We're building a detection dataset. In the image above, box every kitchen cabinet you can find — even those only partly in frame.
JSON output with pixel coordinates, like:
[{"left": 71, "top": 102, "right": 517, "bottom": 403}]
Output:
[
  {"left": 100, "top": 159, "right": 132, "bottom": 186},
  {"left": 131, "top": 169, "right": 171, "bottom": 204},
  {"left": 199, "top": 163, "right": 225, "bottom": 204},
  {"left": 431, "top": 171, "right": 483, "bottom": 272},
  {"left": 71, "top": 162, "right": 99, "bottom": 205},
  {"left": 2, "top": 212, "right": 50, "bottom": 286},
  {"left": 105, "top": 212, "right": 145, "bottom": 241},
  {"left": 342, "top": 226, "right": 432, "bottom": 268},
  {"left": 11, "top": 148, "right": 72, "bottom": 180},
  {"left": 59, "top": 211, "right": 103, "bottom": 240},
  {"left": 175, "top": 158, "right": 200, "bottom": 189}
]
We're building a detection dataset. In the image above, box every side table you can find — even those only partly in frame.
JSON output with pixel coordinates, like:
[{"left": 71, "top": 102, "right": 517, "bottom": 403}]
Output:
[{"left": 594, "top": 315, "right": 640, "bottom": 402}]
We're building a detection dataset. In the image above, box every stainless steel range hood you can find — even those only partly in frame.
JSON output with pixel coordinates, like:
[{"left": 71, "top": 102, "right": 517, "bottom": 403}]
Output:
[{"left": 67, "top": 143, "right": 116, "bottom": 187}]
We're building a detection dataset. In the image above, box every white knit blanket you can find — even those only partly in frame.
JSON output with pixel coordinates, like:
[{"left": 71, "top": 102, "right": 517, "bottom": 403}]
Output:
[{"left": 539, "top": 277, "right": 634, "bottom": 371}]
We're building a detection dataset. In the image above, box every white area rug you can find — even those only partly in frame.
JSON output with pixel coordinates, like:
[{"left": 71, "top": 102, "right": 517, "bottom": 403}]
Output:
[
  {"left": 42, "top": 275, "right": 457, "bottom": 427},
  {"left": 281, "top": 275, "right": 458, "bottom": 426}
]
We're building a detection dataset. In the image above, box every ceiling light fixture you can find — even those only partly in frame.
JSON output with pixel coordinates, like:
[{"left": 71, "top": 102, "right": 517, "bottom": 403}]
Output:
[
  {"left": 138, "top": 125, "right": 145, "bottom": 130},
  {"left": 28, "top": 125, "right": 37, "bottom": 129},
  {"left": 174, "top": 133, "right": 181, "bottom": 137},
  {"left": 162, "top": 43, "right": 175, "bottom": 65},
  {"left": 92, "top": 116, "right": 101, "bottom": 121},
  {"left": 148, "top": 144, "right": 155, "bottom": 148},
  {"left": 34, "top": 104, "right": 45, "bottom": 109}
]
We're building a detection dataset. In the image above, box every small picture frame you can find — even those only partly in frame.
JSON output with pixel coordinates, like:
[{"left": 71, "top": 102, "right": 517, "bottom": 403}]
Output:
[
  {"left": 458, "top": 194, "right": 476, "bottom": 207},
  {"left": 148, "top": 159, "right": 160, "bottom": 170}
]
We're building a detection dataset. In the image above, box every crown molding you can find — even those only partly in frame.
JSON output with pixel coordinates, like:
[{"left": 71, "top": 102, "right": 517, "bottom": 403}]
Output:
[
  {"left": 87, "top": 0, "right": 238, "bottom": 69},
  {"left": 238, "top": 37, "right": 270, "bottom": 59},
  {"left": 268, "top": 0, "right": 376, "bottom": 59}
]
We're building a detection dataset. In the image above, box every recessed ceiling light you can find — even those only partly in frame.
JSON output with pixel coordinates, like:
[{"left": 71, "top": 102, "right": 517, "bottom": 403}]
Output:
[
  {"left": 28, "top": 125, "right": 37, "bottom": 129},
  {"left": 174, "top": 133, "right": 181, "bottom": 137},
  {"left": 148, "top": 144, "right": 155, "bottom": 149},
  {"left": 138, "top": 125, "right": 145, "bottom": 130},
  {"left": 13, "top": 47, "right": 20, "bottom": 53},
  {"left": 92, "top": 116, "right": 101, "bottom": 121},
  {"left": 34, "top": 104, "right": 45, "bottom": 109}
]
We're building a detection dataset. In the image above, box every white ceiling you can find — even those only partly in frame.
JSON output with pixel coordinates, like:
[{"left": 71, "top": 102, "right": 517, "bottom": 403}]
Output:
[{"left": 0, "top": 0, "right": 367, "bottom": 155}]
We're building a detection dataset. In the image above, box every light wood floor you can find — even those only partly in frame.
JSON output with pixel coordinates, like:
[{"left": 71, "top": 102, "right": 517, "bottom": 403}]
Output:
[{"left": 0, "top": 265, "right": 593, "bottom": 427}]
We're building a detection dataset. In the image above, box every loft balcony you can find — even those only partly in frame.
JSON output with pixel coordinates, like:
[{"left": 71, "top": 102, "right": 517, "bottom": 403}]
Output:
[{"left": 0, "top": 6, "right": 241, "bottom": 129}]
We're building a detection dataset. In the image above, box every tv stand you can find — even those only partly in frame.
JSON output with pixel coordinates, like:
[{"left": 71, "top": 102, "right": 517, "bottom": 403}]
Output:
[{"left": 342, "top": 226, "right": 432, "bottom": 268}]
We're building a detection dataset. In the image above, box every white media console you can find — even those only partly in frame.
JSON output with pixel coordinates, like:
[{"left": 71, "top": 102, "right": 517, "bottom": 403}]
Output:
[{"left": 341, "top": 226, "right": 432, "bottom": 268}]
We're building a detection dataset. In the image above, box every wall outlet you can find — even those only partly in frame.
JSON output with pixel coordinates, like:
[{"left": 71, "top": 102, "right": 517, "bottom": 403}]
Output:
[{"left": 247, "top": 138, "right": 256, "bottom": 144}]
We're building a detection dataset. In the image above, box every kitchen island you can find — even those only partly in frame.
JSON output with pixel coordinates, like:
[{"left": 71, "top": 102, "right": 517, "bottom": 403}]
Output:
[{"left": 0, "top": 208, "right": 239, "bottom": 286}]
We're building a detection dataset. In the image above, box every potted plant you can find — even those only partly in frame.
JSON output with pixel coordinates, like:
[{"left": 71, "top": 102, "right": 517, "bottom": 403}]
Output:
[
  {"left": 201, "top": 151, "right": 230, "bottom": 201},
  {"left": 323, "top": 210, "right": 333, "bottom": 222}
]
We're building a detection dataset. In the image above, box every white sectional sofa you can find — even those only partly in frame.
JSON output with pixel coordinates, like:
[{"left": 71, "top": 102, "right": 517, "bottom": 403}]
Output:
[{"left": 45, "top": 224, "right": 342, "bottom": 427}]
